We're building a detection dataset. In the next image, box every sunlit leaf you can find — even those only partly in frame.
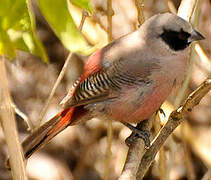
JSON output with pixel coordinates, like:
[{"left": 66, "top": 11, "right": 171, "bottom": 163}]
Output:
[
  {"left": 0, "top": 30, "right": 16, "bottom": 58},
  {"left": 26, "top": 0, "right": 48, "bottom": 62},
  {"left": 0, "top": 0, "right": 48, "bottom": 62},
  {"left": 38, "top": 0, "right": 91, "bottom": 54},
  {"left": 7, "top": 29, "right": 29, "bottom": 52}
]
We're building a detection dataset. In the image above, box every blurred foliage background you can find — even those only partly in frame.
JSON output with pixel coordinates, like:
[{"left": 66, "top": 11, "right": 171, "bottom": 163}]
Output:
[{"left": 0, "top": 0, "right": 211, "bottom": 179}]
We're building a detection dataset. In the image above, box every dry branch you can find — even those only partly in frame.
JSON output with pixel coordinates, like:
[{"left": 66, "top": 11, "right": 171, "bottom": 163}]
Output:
[
  {"left": 119, "top": 79, "right": 211, "bottom": 179},
  {"left": 119, "top": 78, "right": 211, "bottom": 180},
  {"left": 135, "top": 0, "right": 145, "bottom": 26},
  {"left": 0, "top": 56, "right": 28, "bottom": 180},
  {"left": 119, "top": 120, "right": 152, "bottom": 180},
  {"left": 104, "top": 1, "right": 113, "bottom": 179},
  {"left": 136, "top": 79, "right": 211, "bottom": 179}
]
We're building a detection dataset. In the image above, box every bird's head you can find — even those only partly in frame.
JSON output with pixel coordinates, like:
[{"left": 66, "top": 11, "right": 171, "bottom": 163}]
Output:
[{"left": 140, "top": 13, "right": 204, "bottom": 56}]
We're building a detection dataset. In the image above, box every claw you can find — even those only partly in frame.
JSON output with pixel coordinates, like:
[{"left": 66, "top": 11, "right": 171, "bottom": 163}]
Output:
[
  {"left": 122, "top": 122, "right": 151, "bottom": 147},
  {"left": 125, "top": 133, "right": 136, "bottom": 146},
  {"left": 157, "top": 108, "right": 166, "bottom": 117}
]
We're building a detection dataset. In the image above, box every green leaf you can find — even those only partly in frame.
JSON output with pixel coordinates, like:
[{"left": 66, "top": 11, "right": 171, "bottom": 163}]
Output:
[
  {"left": 38, "top": 0, "right": 90, "bottom": 55},
  {"left": 0, "top": 30, "right": 16, "bottom": 58},
  {"left": 26, "top": 0, "right": 48, "bottom": 62},
  {"left": 0, "top": 0, "right": 11, "bottom": 17},
  {"left": 0, "top": 0, "right": 48, "bottom": 62},
  {"left": 70, "top": 0, "right": 93, "bottom": 13},
  {"left": 7, "top": 29, "right": 29, "bottom": 52}
]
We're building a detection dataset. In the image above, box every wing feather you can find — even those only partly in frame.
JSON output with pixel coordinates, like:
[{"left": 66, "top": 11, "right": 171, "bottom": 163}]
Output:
[{"left": 65, "top": 70, "right": 120, "bottom": 107}]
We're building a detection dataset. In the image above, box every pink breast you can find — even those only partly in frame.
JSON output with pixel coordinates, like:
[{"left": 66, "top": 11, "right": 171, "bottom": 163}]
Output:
[{"left": 109, "top": 82, "right": 173, "bottom": 123}]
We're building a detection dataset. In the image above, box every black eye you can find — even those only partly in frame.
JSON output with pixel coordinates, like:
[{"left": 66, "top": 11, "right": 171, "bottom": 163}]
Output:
[{"left": 160, "top": 28, "right": 191, "bottom": 51}]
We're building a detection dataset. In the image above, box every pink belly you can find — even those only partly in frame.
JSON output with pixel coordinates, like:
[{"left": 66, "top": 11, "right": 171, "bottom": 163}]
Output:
[{"left": 108, "top": 83, "right": 172, "bottom": 123}]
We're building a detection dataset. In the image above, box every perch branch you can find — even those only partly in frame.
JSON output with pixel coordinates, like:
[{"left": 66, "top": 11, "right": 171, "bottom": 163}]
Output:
[
  {"left": 119, "top": 120, "right": 152, "bottom": 180},
  {"left": 136, "top": 79, "right": 211, "bottom": 179}
]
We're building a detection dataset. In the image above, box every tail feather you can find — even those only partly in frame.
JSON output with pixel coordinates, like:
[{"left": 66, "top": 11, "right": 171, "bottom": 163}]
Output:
[
  {"left": 23, "top": 107, "right": 75, "bottom": 159},
  {"left": 6, "top": 105, "right": 91, "bottom": 169}
]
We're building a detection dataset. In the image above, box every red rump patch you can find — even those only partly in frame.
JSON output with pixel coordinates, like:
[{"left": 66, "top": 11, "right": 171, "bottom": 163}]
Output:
[
  {"left": 48, "top": 107, "right": 75, "bottom": 135},
  {"left": 52, "top": 50, "right": 102, "bottom": 130},
  {"left": 80, "top": 50, "right": 102, "bottom": 82},
  {"left": 57, "top": 108, "right": 75, "bottom": 118},
  {"left": 58, "top": 107, "right": 75, "bottom": 125}
]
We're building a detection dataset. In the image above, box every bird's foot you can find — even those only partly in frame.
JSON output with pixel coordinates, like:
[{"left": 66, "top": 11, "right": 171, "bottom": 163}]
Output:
[
  {"left": 122, "top": 122, "right": 150, "bottom": 147},
  {"left": 156, "top": 107, "right": 166, "bottom": 117}
]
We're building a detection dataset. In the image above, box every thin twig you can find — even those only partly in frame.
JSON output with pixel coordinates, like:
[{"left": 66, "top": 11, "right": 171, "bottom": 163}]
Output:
[
  {"left": 37, "top": 11, "right": 88, "bottom": 127},
  {"left": 105, "top": 120, "right": 113, "bottom": 180},
  {"left": 165, "top": 0, "right": 177, "bottom": 14},
  {"left": 11, "top": 103, "right": 34, "bottom": 132},
  {"left": 195, "top": 43, "right": 211, "bottom": 70},
  {"left": 176, "top": 2, "right": 203, "bottom": 179},
  {"left": 135, "top": 0, "right": 145, "bottom": 26},
  {"left": 137, "top": 79, "right": 211, "bottom": 179},
  {"left": 0, "top": 56, "right": 28, "bottom": 180},
  {"left": 181, "top": 122, "right": 196, "bottom": 180},
  {"left": 107, "top": 0, "right": 113, "bottom": 42},
  {"left": 159, "top": 147, "right": 167, "bottom": 179},
  {"left": 104, "top": 1, "right": 113, "bottom": 179},
  {"left": 155, "top": 115, "right": 167, "bottom": 179},
  {"left": 5, "top": 60, "right": 35, "bottom": 131}
]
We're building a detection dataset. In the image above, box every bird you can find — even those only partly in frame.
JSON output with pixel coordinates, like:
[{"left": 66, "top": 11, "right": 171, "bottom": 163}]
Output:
[{"left": 19, "top": 12, "right": 205, "bottom": 160}]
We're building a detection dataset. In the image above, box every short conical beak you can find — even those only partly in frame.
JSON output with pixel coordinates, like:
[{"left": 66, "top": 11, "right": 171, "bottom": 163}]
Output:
[{"left": 188, "top": 30, "right": 205, "bottom": 43}]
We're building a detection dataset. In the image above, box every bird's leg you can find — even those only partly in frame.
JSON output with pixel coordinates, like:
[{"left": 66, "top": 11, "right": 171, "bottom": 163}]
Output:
[
  {"left": 156, "top": 107, "right": 166, "bottom": 117},
  {"left": 121, "top": 122, "right": 150, "bottom": 147}
]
